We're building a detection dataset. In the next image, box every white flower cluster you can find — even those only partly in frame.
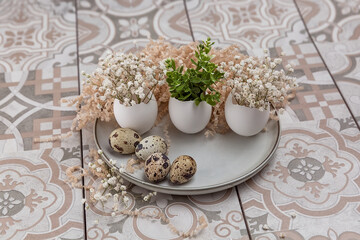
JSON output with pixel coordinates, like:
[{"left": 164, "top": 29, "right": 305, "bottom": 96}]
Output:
[
  {"left": 87, "top": 52, "right": 166, "bottom": 107},
  {"left": 219, "top": 51, "right": 298, "bottom": 111},
  {"left": 88, "top": 153, "right": 129, "bottom": 209},
  {"left": 143, "top": 191, "right": 157, "bottom": 202},
  {"left": 86, "top": 151, "right": 157, "bottom": 218}
]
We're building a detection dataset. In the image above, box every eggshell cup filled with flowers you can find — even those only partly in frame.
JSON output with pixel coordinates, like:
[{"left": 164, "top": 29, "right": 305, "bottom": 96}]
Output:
[
  {"left": 92, "top": 52, "right": 166, "bottom": 134},
  {"left": 219, "top": 50, "right": 297, "bottom": 136}
]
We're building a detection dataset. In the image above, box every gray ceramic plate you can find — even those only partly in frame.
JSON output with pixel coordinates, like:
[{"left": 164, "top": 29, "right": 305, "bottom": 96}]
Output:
[{"left": 94, "top": 116, "right": 280, "bottom": 195}]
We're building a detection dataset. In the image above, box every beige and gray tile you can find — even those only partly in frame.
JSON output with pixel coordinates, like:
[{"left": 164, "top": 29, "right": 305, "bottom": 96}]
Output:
[
  {"left": 0, "top": 147, "right": 84, "bottom": 239},
  {"left": 0, "top": 67, "right": 79, "bottom": 152},
  {"left": 316, "top": 40, "right": 360, "bottom": 125},
  {"left": 237, "top": 116, "right": 360, "bottom": 239},
  {"left": 0, "top": 0, "right": 77, "bottom": 72},
  {"left": 296, "top": 0, "right": 360, "bottom": 43},
  {"left": 77, "top": 0, "right": 193, "bottom": 66},
  {"left": 186, "top": 0, "right": 310, "bottom": 49}
]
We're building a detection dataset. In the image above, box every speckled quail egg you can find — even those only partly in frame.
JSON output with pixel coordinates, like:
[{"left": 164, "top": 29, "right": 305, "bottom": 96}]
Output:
[
  {"left": 170, "top": 155, "right": 197, "bottom": 184},
  {"left": 109, "top": 128, "right": 142, "bottom": 154},
  {"left": 135, "top": 135, "right": 167, "bottom": 160},
  {"left": 144, "top": 153, "right": 171, "bottom": 182}
]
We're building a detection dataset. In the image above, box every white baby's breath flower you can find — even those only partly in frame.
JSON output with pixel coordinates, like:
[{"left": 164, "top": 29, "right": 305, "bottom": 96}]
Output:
[
  {"left": 285, "top": 64, "right": 292, "bottom": 70},
  {"left": 94, "top": 192, "right": 101, "bottom": 201},
  {"left": 262, "top": 224, "right": 270, "bottom": 230},
  {"left": 123, "top": 98, "right": 130, "bottom": 105},
  {"left": 274, "top": 58, "right": 282, "bottom": 64},
  {"left": 108, "top": 177, "right": 117, "bottom": 186},
  {"left": 139, "top": 93, "right": 145, "bottom": 99},
  {"left": 115, "top": 69, "right": 122, "bottom": 77},
  {"left": 96, "top": 68, "right": 103, "bottom": 74},
  {"left": 159, "top": 80, "right": 166, "bottom": 86},
  {"left": 102, "top": 79, "right": 112, "bottom": 87}
]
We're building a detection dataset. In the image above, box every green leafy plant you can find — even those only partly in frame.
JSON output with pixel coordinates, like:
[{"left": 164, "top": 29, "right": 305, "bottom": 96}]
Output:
[{"left": 164, "top": 38, "right": 224, "bottom": 106}]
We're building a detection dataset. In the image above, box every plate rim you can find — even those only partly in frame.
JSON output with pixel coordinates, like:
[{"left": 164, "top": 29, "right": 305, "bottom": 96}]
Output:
[{"left": 94, "top": 117, "right": 281, "bottom": 195}]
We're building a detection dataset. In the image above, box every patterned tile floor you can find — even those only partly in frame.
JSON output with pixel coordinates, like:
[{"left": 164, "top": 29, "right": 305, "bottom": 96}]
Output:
[{"left": 0, "top": 0, "right": 359, "bottom": 239}]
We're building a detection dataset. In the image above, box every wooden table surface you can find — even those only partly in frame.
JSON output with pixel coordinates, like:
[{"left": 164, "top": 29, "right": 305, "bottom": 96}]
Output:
[{"left": 0, "top": 0, "right": 359, "bottom": 239}]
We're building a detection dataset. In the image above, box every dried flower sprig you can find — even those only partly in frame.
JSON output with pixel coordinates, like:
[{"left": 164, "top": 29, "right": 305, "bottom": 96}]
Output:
[
  {"left": 219, "top": 50, "right": 298, "bottom": 112},
  {"left": 70, "top": 148, "right": 207, "bottom": 238},
  {"left": 87, "top": 149, "right": 150, "bottom": 209}
]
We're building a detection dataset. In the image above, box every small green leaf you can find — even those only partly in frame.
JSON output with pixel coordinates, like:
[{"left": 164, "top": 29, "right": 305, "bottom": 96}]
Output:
[
  {"left": 193, "top": 87, "right": 200, "bottom": 94},
  {"left": 191, "top": 77, "right": 202, "bottom": 83},
  {"left": 194, "top": 98, "right": 201, "bottom": 105}
]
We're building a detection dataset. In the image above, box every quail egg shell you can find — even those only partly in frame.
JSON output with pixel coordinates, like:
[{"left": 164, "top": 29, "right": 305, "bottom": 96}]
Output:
[
  {"left": 170, "top": 155, "right": 197, "bottom": 184},
  {"left": 144, "top": 153, "right": 170, "bottom": 182},
  {"left": 109, "top": 128, "right": 142, "bottom": 154},
  {"left": 135, "top": 135, "right": 167, "bottom": 160}
]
